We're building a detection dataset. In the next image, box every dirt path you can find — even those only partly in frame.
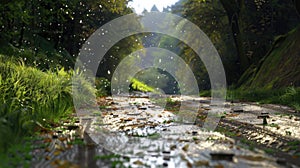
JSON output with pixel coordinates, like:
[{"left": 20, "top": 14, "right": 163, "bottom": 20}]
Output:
[{"left": 31, "top": 94, "right": 299, "bottom": 167}]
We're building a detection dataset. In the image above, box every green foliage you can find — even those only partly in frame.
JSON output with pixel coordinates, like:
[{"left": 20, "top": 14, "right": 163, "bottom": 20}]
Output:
[
  {"left": 72, "top": 69, "right": 97, "bottom": 108},
  {"left": 130, "top": 78, "right": 155, "bottom": 93},
  {"left": 0, "top": 55, "right": 75, "bottom": 154},
  {"left": 0, "top": 140, "right": 33, "bottom": 168},
  {"left": 0, "top": 0, "right": 133, "bottom": 56},
  {"left": 172, "top": 0, "right": 240, "bottom": 85},
  {"left": 172, "top": 0, "right": 299, "bottom": 85},
  {"left": 135, "top": 68, "right": 168, "bottom": 91},
  {"left": 95, "top": 77, "right": 111, "bottom": 97},
  {"left": 227, "top": 87, "right": 300, "bottom": 111},
  {"left": 0, "top": 41, "right": 74, "bottom": 70},
  {"left": 0, "top": 55, "right": 93, "bottom": 162},
  {"left": 238, "top": 26, "right": 300, "bottom": 89}
]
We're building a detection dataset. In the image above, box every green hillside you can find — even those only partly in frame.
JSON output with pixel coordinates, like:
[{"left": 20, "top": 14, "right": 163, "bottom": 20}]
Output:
[{"left": 238, "top": 25, "right": 300, "bottom": 89}]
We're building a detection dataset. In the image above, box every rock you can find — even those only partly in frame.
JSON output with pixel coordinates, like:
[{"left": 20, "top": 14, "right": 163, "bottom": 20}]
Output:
[
  {"left": 192, "top": 131, "right": 198, "bottom": 135},
  {"left": 200, "top": 100, "right": 210, "bottom": 104},
  {"left": 210, "top": 153, "right": 234, "bottom": 161},
  {"left": 138, "top": 107, "right": 147, "bottom": 110},
  {"left": 232, "top": 107, "right": 243, "bottom": 113},
  {"left": 57, "top": 130, "right": 63, "bottom": 134},
  {"left": 276, "top": 158, "right": 286, "bottom": 165},
  {"left": 127, "top": 113, "right": 141, "bottom": 116},
  {"left": 137, "top": 118, "right": 147, "bottom": 121},
  {"left": 163, "top": 156, "right": 171, "bottom": 161},
  {"left": 224, "top": 104, "right": 231, "bottom": 108},
  {"left": 162, "top": 151, "right": 171, "bottom": 154},
  {"left": 170, "top": 145, "right": 177, "bottom": 150}
]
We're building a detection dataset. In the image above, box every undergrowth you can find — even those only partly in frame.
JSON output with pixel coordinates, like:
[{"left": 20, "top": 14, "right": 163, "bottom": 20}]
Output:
[
  {"left": 0, "top": 55, "right": 95, "bottom": 167},
  {"left": 226, "top": 87, "right": 300, "bottom": 111}
]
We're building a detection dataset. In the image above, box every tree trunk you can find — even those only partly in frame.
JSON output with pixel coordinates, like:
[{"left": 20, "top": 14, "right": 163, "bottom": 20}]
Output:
[
  {"left": 220, "top": 0, "right": 250, "bottom": 72},
  {"left": 295, "top": 0, "right": 300, "bottom": 17}
]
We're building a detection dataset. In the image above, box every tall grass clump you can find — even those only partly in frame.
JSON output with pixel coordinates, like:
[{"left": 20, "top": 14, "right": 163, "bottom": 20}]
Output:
[
  {"left": 279, "top": 87, "right": 300, "bottom": 111},
  {"left": 0, "top": 55, "right": 74, "bottom": 154}
]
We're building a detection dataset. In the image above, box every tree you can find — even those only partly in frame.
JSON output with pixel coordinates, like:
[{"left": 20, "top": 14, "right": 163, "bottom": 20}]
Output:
[
  {"left": 0, "top": 0, "right": 137, "bottom": 70},
  {"left": 220, "top": 0, "right": 249, "bottom": 71},
  {"left": 151, "top": 5, "right": 160, "bottom": 12}
]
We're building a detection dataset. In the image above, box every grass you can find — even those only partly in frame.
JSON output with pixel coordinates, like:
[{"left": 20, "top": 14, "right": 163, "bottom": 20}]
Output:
[
  {"left": 131, "top": 132, "right": 161, "bottom": 140},
  {"left": 215, "top": 127, "right": 237, "bottom": 137},
  {"left": 226, "top": 87, "right": 300, "bottom": 111},
  {"left": 0, "top": 56, "right": 71, "bottom": 152},
  {"left": 268, "top": 123, "right": 279, "bottom": 127},
  {"left": 264, "top": 148, "right": 276, "bottom": 154},
  {"left": 164, "top": 97, "right": 180, "bottom": 113},
  {"left": 287, "top": 141, "right": 300, "bottom": 146},
  {"left": 130, "top": 78, "right": 155, "bottom": 93},
  {"left": 0, "top": 140, "right": 33, "bottom": 168},
  {"left": 0, "top": 55, "right": 95, "bottom": 167}
]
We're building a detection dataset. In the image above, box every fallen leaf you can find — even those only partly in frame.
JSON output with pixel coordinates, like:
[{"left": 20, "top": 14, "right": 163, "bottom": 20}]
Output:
[
  {"left": 133, "top": 160, "right": 143, "bottom": 165},
  {"left": 194, "top": 160, "right": 209, "bottom": 166},
  {"left": 45, "top": 147, "right": 51, "bottom": 152},
  {"left": 45, "top": 156, "right": 51, "bottom": 160},
  {"left": 53, "top": 150, "right": 61, "bottom": 156},
  {"left": 214, "top": 164, "right": 224, "bottom": 168},
  {"left": 238, "top": 155, "right": 266, "bottom": 161},
  {"left": 170, "top": 145, "right": 177, "bottom": 150},
  {"left": 44, "top": 138, "right": 52, "bottom": 143},
  {"left": 182, "top": 144, "right": 189, "bottom": 152},
  {"left": 58, "top": 137, "right": 67, "bottom": 141}
]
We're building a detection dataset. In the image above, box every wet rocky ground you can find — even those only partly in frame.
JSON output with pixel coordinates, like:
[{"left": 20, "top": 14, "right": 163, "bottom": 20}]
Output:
[{"left": 31, "top": 94, "right": 300, "bottom": 168}]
